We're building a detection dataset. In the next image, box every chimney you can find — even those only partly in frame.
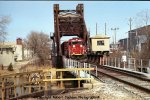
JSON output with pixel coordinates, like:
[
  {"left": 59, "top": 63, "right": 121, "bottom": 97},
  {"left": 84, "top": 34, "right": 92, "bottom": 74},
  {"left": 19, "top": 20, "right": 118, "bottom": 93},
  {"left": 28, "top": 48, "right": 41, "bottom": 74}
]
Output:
[{"left": 16, "top": 38, "right": 22, "bottom": 45}]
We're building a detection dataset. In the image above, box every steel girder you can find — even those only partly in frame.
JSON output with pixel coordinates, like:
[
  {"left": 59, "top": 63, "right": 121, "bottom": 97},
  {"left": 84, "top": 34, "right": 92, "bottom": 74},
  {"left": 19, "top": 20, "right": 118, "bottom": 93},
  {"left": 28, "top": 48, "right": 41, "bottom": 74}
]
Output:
[{"left": 53, "top": 4, "right": 88, "bottom": 56}]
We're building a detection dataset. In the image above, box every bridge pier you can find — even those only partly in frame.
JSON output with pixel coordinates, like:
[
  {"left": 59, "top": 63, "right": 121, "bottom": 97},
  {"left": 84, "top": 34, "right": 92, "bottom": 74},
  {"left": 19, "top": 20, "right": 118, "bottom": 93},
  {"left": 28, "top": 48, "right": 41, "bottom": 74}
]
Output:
[
  {"left": 28, "top": 74, "right": 31, "bottom": 94},
  {"left": 60, "top": 71, "right": 64, "bottom": 88},
  {"left": 2, "top": 78, "right": 5, "bottom": 100},
  {"left": 78, "top": 70, "right": 80, "bottom": 88},
  {"left": 52, "top": 55, "right": 63, "bottom": 68}
]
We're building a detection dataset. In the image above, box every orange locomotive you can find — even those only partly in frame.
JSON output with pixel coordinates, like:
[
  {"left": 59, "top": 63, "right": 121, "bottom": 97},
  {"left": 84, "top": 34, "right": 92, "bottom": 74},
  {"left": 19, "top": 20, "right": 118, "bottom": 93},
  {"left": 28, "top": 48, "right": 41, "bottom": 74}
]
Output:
[{"left": 61, "top": 38, "right": 87, "bottom": 59}]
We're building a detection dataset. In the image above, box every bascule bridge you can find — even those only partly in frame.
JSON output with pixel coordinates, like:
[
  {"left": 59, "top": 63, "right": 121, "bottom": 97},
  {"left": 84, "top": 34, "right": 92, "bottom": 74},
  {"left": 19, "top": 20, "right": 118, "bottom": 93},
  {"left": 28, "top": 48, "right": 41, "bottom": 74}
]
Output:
[{"left": 51, "top": 4, "right": 89, "bottom": 68}]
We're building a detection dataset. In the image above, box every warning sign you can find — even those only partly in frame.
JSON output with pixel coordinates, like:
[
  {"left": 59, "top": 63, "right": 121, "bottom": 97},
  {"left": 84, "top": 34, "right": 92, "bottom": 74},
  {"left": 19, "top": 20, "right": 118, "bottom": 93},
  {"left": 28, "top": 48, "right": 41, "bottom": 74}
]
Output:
[{"left": 122, "top": 55, "right": 127, "bottom": 62}]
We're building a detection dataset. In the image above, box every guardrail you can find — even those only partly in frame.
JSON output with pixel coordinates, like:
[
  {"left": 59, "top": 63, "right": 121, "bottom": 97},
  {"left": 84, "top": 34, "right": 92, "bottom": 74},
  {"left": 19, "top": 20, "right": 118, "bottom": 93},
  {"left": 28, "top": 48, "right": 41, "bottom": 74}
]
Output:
[
  {"left": 0, "top": 67, "right": 94, "bottom": 100},
  {"left": 63, "top": 57, "right": 97, "bottom": 77}
]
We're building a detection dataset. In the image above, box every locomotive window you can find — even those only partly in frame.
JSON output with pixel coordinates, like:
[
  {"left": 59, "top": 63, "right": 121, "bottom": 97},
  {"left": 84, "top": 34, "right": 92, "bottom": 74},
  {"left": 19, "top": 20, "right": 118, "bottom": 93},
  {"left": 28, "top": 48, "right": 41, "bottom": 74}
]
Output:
[
  {"left": 72, "top": 42, "right": 82, "bottom": 45},
  {"left": 97, "top": 40, "right": 104, "bottom": 45}
]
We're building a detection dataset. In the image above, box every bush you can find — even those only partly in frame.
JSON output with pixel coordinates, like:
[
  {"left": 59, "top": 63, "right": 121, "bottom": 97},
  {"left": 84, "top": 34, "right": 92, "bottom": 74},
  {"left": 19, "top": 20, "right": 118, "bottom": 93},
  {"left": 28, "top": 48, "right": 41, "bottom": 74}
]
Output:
[{"left": 8, "top": 63, "right": 13, "bottom": 71}]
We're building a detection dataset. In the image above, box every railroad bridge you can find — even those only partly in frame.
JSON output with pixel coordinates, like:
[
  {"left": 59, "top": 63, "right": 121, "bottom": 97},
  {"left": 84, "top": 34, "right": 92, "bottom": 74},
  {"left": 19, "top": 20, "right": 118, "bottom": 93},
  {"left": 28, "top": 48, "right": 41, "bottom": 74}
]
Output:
[
  {"left": 1, "top": 3, "right": 150, "bottom": 100},
  {"left": 51, "top": 4, "right": 89, "bottom": 68}
]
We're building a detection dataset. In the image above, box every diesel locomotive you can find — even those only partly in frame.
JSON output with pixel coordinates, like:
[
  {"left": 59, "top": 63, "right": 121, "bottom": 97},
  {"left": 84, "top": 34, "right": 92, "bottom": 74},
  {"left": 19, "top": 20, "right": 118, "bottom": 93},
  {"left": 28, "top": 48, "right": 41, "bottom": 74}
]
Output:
[{"left": 61, "top": 38, "right": 87, "bottom": 59}]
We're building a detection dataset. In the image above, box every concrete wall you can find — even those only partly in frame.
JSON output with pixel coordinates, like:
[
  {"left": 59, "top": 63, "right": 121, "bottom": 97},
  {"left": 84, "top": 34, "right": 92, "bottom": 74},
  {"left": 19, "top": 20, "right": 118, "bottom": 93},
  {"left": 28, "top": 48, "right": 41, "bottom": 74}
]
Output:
[
  {"left": 0, "top": 51, "right": 14, "bottom": 67},
  {"left": 91, "top": 38, "right": 110, "bottom": 51}
]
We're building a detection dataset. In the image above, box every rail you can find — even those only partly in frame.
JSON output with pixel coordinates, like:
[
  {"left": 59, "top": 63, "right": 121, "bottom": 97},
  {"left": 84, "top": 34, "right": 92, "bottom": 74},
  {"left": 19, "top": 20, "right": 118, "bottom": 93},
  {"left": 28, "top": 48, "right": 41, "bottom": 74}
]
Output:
[{"left": 93, "top": 66, "right": 150, "bottom": 99}]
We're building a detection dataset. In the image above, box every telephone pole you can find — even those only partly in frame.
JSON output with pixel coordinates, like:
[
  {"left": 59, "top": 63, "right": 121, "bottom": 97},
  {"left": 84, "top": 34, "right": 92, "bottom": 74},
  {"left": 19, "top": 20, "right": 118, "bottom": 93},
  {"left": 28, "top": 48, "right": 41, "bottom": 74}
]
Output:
[
  {"left": 111, "top": 28, "right": 119, "bottom": 51},
  {"left": 128, "top": 17, "right": 132, "bottom": 55},
  {"left": 129, "top": 17, "right": 132, "bottom": 31},
  {"left": 111, "top": 28, "right": 119, "bottom": 45},
  {"left": 96, "top": 23, "right": 97, "bottom": 35},
  {"left": 105, "top": 23, "right": 107, "bottom": 35}
]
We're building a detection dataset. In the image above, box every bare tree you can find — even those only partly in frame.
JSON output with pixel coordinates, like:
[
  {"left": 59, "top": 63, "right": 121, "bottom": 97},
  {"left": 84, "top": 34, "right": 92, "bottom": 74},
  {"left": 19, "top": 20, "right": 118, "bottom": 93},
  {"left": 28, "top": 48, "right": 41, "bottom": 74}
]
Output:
[
  {"left": 134, "top": 9, "right": 150, "bottom": 59},
  {"left": 26, "top": 31, "right": 51, "bottom": 65},
  {"left": 0, "top": 16, "right": 11, "bottom": 43},
  {"left": 135, "top": 9, "right": 150, "bottom": 28}
]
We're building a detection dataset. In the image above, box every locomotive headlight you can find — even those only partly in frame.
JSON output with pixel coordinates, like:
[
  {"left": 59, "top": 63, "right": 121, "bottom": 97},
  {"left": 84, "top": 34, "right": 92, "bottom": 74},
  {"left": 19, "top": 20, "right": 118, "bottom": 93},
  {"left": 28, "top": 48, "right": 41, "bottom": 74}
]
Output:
[
  {"left": 73, "top": 45, "right": 75, "bottom": 48},
  {"left": 80, "top": 45, "right": 83, "bottom": 47}
]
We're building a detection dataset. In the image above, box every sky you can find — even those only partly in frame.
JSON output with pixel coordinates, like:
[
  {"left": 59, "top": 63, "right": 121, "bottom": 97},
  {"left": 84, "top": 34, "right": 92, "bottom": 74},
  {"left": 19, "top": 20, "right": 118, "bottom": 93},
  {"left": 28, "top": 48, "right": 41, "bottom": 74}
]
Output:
[{"left": 0, "top": 1, "right": 150, "bottom": 43}]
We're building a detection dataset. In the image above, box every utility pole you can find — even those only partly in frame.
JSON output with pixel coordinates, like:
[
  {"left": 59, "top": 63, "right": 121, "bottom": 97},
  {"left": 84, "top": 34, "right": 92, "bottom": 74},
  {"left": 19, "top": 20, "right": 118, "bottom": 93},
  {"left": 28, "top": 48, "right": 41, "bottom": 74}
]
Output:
[
  {"left": 105, "top": 23, "right": 107, "bottom": 35},
  {"left": 96, "top": 23, "right": 97, "bottom": 35},
  {"left": 129, "top": 18, "right": 132, "bottom": 31},
  {"left": 111, "top": 28, "right": 119, "bottom": 51},
  {"left": 128, "top": 17, "right": 132, "bottom": 56},
  {"left": 111, "top": 28, "right": 119, "bottom": 45}
]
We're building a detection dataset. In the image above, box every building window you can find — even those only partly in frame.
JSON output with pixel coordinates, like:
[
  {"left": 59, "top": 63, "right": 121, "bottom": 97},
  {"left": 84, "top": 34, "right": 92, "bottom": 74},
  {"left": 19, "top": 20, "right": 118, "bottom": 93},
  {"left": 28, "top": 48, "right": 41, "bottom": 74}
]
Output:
[{"left": 97, "top": 40, "right": 104, "bottom": 45}]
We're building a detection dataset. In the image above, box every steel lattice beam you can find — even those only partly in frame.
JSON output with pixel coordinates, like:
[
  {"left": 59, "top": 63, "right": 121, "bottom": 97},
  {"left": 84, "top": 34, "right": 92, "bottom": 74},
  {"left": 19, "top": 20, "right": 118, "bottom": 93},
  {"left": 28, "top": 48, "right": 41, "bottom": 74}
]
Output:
[
  {"left": 53, "top": 4, "right": 88, "bottom": 68},
  {"left": 53, "top": 4, "right": 88, "bottom": 56}
]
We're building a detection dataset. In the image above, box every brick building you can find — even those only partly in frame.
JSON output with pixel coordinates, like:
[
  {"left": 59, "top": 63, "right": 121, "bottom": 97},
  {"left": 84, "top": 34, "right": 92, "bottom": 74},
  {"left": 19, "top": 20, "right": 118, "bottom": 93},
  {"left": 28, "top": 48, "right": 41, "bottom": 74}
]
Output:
[
  {"left": 128, "top": 25, "right": 150, "bottom": 52},
  {"left": 118, "top": 38, "right": 127, "bottom": 51}
]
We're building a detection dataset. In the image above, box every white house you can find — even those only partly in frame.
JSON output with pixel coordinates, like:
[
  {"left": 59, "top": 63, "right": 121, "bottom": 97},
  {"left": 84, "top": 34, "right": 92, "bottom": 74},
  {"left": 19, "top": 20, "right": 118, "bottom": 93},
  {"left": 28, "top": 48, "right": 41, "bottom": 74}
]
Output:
[{"left": 0, "top": 38, "right": 24, "bottom": 63}]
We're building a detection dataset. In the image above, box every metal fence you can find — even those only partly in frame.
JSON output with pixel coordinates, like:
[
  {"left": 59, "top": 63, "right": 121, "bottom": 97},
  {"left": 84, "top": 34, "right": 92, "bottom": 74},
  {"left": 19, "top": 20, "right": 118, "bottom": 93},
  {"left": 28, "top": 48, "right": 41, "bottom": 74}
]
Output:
[
  {"left": 63, "top": 57, "right": 97, "bottom": 77},
  {"left": 100, "top": 57, "right": 150, "bottom": 74}
]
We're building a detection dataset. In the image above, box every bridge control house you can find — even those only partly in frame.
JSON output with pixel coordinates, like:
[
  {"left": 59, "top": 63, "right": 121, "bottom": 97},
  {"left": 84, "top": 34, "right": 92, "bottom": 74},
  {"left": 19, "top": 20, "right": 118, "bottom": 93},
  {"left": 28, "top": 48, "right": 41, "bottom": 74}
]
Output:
[{"left": 89, "top": 34, "right": 110, "bottom": 55}]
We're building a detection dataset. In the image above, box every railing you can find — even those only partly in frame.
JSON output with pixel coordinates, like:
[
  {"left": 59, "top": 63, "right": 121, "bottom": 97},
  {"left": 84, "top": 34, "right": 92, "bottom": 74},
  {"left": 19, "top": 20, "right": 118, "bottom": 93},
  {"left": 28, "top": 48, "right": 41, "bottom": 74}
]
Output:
[
  {"left": 63, "top": 57, "right": 98, "bottom": 77},
  {"left": 100, "top": 57, "right": 150, "bottom": 74},
  {"left": 0, "top": 67, "right": 94, "bottom": 100}
]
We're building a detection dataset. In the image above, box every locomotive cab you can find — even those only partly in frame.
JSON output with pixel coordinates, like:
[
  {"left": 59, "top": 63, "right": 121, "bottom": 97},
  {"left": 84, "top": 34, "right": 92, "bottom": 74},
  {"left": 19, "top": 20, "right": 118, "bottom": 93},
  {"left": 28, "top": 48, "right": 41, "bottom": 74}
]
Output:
[{"left": 70, "top": 41, "right": 84, "bottom": 54}]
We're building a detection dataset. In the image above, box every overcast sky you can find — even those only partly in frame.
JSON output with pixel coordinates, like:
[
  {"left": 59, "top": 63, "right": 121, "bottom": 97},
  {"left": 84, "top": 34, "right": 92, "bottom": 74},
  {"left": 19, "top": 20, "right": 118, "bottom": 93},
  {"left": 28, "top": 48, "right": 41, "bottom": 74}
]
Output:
[{"left": 0, "top": 1, "right": 150, "bottom": 43}]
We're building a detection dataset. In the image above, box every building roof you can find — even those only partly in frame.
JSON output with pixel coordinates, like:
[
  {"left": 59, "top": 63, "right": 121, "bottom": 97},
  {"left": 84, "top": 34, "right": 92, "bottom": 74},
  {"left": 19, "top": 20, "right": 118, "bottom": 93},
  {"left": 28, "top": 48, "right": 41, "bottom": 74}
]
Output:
[
  {"left": 130, "top": 25, "right": 150, "bottom": 31},
  {"left": 118, "top": 38, "right": 127, "bottom": 42},
  {"left": 129, "top": 25, "right": 150, "bottom": 35},
  {"left": 0, "top": 42, "right": 16, "bottom": 46},
  {"left": 0, "top": 42, "right": 16, "bottom": 49},
  {"left": 0, "top": 45, "right": 14, "bottom": 49},
  {"left": 90, "top": 34, "right": 110, "bottom": 39}
]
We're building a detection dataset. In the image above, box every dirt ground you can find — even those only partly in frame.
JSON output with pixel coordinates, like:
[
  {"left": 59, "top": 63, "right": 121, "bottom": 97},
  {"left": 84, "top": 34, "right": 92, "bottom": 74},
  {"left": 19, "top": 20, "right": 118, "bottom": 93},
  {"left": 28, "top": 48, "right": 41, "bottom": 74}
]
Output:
[{"left": 18, "top": 80, "right": 144, "bottom": 100}]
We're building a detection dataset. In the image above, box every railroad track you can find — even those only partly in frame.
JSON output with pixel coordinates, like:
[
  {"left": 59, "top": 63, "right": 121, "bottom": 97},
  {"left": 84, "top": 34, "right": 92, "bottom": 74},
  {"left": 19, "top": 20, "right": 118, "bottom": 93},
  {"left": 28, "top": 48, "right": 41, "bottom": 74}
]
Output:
[{"left": 91, "top": 65, "right": 150, "bottom": 100}]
